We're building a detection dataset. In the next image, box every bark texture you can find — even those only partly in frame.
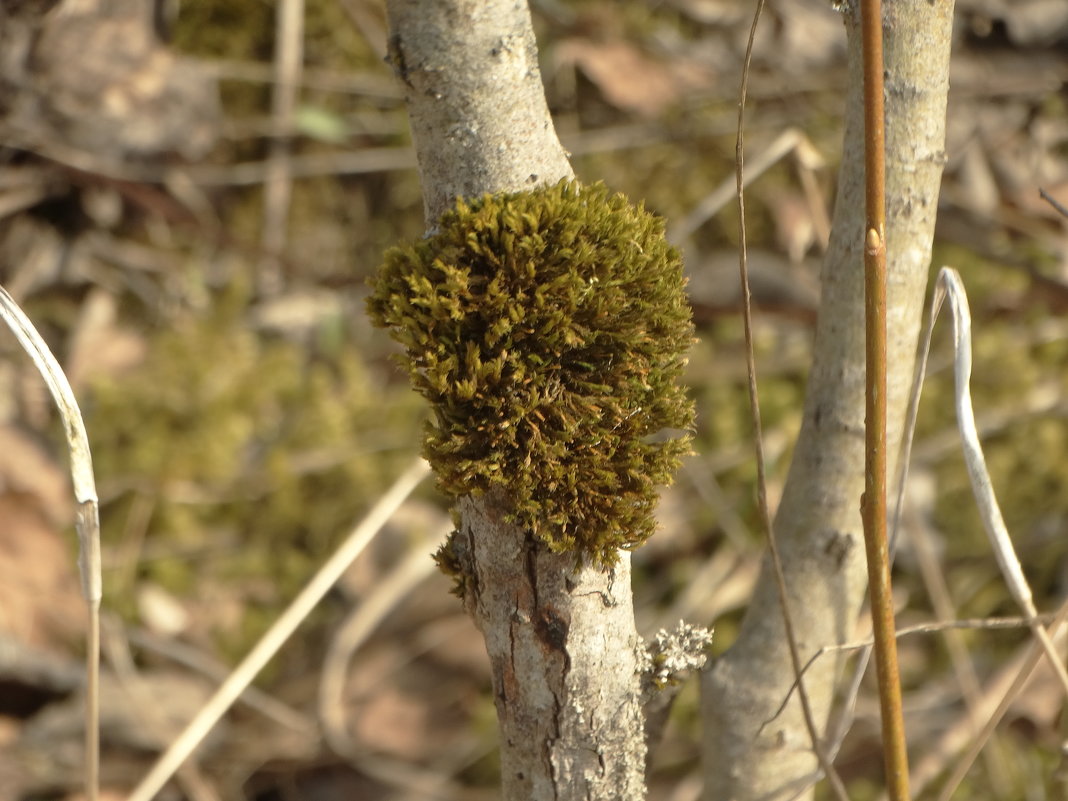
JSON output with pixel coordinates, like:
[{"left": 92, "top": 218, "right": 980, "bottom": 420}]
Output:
[
  {"left": 385, "top": 0, "right": 573, "bottom": 222},
  {"left": 701, "top": 2, "right": 956, "bottom": 799},
  {"left": 383, "top": 2, "right": 647, "bottom": 799},
  {"left": 456, "top": 494, "right": 647, "bottom": 800}
]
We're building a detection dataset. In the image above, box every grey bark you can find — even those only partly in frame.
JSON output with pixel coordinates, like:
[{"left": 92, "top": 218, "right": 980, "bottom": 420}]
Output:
[
  {"left": 456, "top": 494, "right": 647, "bottom": 800},
  {"left": 701, "top": 2, "right": 956, "bottom": 799},
  {"left": 385, "top": 0, "right": 573, "bottom": 223},
  {"left": 383, "top": 2, "right": 648, "bottom": 799}
]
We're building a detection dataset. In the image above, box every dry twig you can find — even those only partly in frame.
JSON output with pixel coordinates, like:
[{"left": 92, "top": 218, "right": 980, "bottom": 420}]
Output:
[
  {"left": 733, "top": 3, "right": 849, "bottom": 799},
  {"left": 260, "top": 0, "right": 305, "bottom": 293}
]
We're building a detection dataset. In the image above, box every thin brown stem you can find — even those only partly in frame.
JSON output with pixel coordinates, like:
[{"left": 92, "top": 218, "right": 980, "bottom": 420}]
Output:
[
  {"left": 735, "top": 1, "right": 848, "bottom": 798},
  {"left": 86, "top": 600, "right": 100, "bottom": 801},
  {"left": 860, "top": 0, "right": 909, "bottom": 799},
  {"left": 1039, "top": 187, "right": 1068, "bottom": 219},
  {"left": 937, "top": 599, "right": 1068, "bottom": 801}
]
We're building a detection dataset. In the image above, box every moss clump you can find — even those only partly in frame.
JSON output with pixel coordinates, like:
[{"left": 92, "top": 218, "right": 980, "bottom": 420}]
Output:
[
  {"left": 433, "top": 528, "right": 469, "bottom": 599},
  {"left": 367, "top": 179, "right": 694, "bottom": 565}
]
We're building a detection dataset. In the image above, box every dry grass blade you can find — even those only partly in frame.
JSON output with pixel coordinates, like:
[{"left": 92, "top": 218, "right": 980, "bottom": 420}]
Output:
[
  {"left": 670, "top": 127, "right": 807, "bottom": 244},
  {"left": 318, "top": 522, "right": 471, "bottom": 801},
  {"left": 935, "top": 601, "right": 1068, "bottom": 801},
  {"left": 0, "top": 287, "right": 98, "bottom": 520},
  {"left": 127, "top": 458, "right": 430, "bottom": 801},
  {"left": 1039, "top": 187, "right": 1068, "bottom": 219},
  {"left": 0, "top": 285, "right": 100, "bottom": 801},
  {"left": 936, "top": 268, "right": 1068, "bottom": 695},
  {"left": 319, "top": 523, "right": 448, "bottom": 760}
]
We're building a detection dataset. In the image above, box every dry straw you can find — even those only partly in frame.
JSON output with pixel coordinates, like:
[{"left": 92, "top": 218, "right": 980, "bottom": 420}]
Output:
[
  {"left": 0, "top": 286, "right": 101, "bottom": 801},
  {"left": 924, "top": 268, "right": 1068, "bottom": 797},
  {"left": 127, "top": 457, "right": 429, "bottom": 801}
]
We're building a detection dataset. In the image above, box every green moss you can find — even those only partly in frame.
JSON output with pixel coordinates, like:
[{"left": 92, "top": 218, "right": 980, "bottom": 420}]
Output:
[
  {"left": 86, "top": 285, "right": 423, "bottom": 654},
  {"left": 172, "top": 0, "right": 273, "bottom": 60},
  {"left": 432, "top": 529, "right": 468, "bottom": 598},
  {"left": 368, "top": 180, "right": 695, "bottom": 565}
]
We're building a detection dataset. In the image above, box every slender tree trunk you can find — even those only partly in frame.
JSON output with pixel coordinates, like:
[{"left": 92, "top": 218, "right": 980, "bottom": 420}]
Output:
[
  {"left": 385, "top": 0, "right": 573, "bottom": 223},
  {"left": 701, "top": 2, "right": 955, "bottom": 799},
  {"left": 383, "top": 2, "right": 648, "bottom": 798}
]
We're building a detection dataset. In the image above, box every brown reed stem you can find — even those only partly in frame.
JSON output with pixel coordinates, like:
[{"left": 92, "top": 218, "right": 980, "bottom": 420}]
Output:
[{"left": 860, "top": 0, "right": 910, "bottom": 799}]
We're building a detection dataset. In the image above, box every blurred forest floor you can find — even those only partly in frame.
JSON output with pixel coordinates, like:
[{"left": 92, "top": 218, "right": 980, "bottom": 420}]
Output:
[{"left": 0, "top": 1, "right": 1066, "bottom": 799}]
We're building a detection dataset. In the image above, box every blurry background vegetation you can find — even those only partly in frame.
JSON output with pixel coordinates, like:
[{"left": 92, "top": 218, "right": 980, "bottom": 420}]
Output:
[{"left": 0, "top": 0, "right": 1066, "bottom": 799}]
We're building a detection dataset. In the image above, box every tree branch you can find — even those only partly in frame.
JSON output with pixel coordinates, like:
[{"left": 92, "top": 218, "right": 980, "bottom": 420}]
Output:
[
  {"left": 382, "top": 2, "right": 651, "bottom": 798},
  {"left": 701, "top": 1, "right": 956, "bottom": 798},
  {"left": 384, "top": 0, "right": 572, "bottom": 221}
]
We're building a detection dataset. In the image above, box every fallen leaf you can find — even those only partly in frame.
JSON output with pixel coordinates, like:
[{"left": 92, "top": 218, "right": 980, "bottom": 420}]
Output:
[{"left": 555, "top": 38, "right": 711, "bottom": 117}]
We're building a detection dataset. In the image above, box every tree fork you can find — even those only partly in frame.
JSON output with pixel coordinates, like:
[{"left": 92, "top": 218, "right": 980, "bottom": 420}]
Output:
[{"left": 702, "top": 2, "right": 955, "bottom": 798}]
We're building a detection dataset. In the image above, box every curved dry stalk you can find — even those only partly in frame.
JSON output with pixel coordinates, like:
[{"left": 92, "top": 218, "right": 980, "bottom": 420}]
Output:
[
  {"left": 843, "top": 262, "right": 1068, "bottom": 799},
  {"left": 933, "top": 269, "right": 1068, "bottom": 696},
  {"left": 0, "top": 286, "right": 100, "bottom": 801},
  {"left": 127, "top": 458, "right": 429, "bottom": 801},
  {"left": 855, "top": 265, "right": 1068, "bottom": 799}
]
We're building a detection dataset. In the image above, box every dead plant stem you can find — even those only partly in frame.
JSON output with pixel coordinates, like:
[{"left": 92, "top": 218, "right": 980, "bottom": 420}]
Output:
[
  {"left": 735, "top": 1, "right": 848, "bottom": 797},
  {"left": 86, "top": 600, "right": 99, "bottom": 801},
  {"left": 937, "top": 599, "right": 1068, "bottom": 800},
  {"left": 260, "top": 0, "right": 304, "bottom": 294},
  {"left": 860, "top": 0, "right": 910, "bottom": 799}
]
